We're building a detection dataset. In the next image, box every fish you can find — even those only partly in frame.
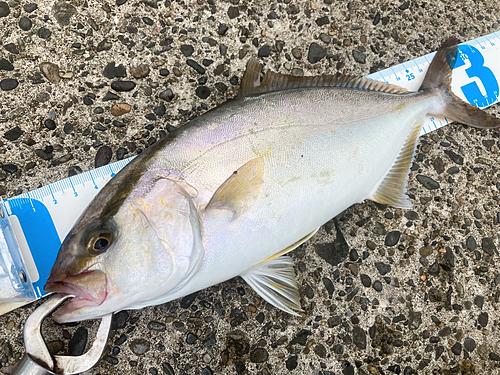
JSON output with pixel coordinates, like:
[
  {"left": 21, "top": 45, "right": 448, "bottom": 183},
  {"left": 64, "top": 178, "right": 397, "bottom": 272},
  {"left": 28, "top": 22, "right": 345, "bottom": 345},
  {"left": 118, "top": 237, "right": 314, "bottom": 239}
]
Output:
[{"left": 45, "top": 38, "right": 499, "bottom": 323}]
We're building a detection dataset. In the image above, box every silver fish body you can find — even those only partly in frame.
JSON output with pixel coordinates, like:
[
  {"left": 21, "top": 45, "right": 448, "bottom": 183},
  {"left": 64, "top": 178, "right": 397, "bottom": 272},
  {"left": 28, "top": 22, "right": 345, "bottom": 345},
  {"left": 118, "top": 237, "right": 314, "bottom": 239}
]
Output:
[{"left": 45, "top": 39, "right": 500, "bottom": 322}]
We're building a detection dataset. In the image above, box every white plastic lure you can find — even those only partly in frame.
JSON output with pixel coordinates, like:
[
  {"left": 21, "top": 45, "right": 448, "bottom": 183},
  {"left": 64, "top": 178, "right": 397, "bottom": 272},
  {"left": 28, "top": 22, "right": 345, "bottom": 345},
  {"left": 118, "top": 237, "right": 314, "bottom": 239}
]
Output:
[{"left": 45, "top": 38, "right": 499, "bottom": 323}]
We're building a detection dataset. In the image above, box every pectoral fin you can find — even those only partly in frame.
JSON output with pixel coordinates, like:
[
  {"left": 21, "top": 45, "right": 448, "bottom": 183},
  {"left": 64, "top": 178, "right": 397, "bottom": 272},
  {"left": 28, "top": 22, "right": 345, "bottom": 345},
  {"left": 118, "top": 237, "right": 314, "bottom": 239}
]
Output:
[
  {"left": 240, "top": 256, "right": 302, "bottom": 316},
  {"left": 206, "top": 157, "right": 264, "bottom": 219}
]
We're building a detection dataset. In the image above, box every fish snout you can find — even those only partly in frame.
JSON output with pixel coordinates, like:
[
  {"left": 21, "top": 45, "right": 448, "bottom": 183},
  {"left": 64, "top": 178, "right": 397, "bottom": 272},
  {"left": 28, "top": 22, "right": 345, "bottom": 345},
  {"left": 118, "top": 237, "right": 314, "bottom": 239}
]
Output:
[{"left": 45, "top": 268, "right": 107, "bottom": 305}]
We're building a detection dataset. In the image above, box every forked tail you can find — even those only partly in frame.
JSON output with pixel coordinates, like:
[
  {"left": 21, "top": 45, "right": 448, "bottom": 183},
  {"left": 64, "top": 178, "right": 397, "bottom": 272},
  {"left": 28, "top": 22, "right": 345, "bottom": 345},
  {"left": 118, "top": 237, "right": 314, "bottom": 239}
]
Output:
[{"left": 420, "top": 37, "right": 500, "bottom": 129}]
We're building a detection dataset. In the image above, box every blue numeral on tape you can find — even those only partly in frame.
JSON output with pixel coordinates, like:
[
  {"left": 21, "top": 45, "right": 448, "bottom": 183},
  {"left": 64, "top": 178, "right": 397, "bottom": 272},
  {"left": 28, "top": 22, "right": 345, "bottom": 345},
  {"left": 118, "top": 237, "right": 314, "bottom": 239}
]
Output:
[{"left": 452, "top": 45, "right": 499, "bottom": 107}]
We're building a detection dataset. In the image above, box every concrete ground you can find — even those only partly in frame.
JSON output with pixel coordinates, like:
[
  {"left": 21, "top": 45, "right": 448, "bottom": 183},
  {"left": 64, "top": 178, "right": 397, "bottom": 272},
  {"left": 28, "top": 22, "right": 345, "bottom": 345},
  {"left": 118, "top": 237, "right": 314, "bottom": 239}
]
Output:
[{"left": 1, "top": 0, "right": 500, "bottom": 374}]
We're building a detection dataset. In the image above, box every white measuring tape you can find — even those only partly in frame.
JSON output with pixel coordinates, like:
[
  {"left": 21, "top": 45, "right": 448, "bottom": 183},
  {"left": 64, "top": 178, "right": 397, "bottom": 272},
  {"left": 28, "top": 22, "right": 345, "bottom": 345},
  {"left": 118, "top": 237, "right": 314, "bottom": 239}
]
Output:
[{"left": 1, "top": 32, "right": 499, "bottom": 314}]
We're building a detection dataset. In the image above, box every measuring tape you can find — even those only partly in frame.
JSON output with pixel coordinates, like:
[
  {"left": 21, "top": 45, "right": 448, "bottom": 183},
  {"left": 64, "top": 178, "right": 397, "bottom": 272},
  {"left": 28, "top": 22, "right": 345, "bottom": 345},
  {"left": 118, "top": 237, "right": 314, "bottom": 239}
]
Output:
[{"left": 0, "top": 32, "right": 499, "bottom": 314}]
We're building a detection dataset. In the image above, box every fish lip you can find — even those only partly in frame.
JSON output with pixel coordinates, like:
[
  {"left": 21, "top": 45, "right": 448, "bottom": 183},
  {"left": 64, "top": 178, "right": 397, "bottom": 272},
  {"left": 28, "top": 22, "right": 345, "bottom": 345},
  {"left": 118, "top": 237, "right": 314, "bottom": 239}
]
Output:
[{"left": 45, "top": 269, "right": 108, "bottom": 307}]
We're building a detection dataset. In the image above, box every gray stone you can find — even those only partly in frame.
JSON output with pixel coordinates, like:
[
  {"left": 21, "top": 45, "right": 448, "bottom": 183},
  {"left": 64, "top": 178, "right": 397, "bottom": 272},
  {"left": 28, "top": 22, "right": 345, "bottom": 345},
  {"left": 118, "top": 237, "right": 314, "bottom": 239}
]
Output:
[
  {"left": 308, "top": 43, "right": 326, "bottom": 64},
  {"left": 373, "top": 280, "right": 383, "bottom": 292},
  {"left": 352, "top": 50, "right": 366, "bottom": 64},
  {"left": 313, "top": 344, "right": 327, "bottom": 358},
  {"left": 159, "top": 89, "right": 174, "bottom": 101},
  {"left": 385, "top": 231, "right": 400, "bottom": 246},
  {"left": 474, "top": 295, "right": 484, "bottom": 309},
  {"left": 97, "top": 39, "right": 112, "bottom": 52},
  {"left": 250, "top": 348, "right": 268, "bottom": 363},
  {"left": 68, "top": 327, "right": 88, "bottom": 356},
  {"left": 451, "top": 342, "right": 462, "bottom": 355},
  {"left": 258, "top": 45, "right": 270, "bottom": 57},
  {"left": 375, "top": 262, "right": 391, "bottom": 275},
  {"left": 438, "top": 326, "right": 451, "bottom": 337},
  {"left": 130, "top": 339, "right": 150, "bottom": 355},
  {"left": 481, "top": 237, "right": 496, "bottom": 255},
  {"left": 24, "top": 3, "right": 37, "bottom": 12},
  {"left": 0, "top": 78, "right": 18, "bottom": 91},
  {"left": 187, "top": 59, "right": 205, "bottom": 74},
  {"left": 95, "top": 145, "right": 112, "bottom": 168},
  {"left": 130, "top": 64, "right": 150, "bottom": 79},
  {"left": 148, "top": 321, "right": 166, "bottom": 331},
  {"left": 466, "top": 236, "right": 477, "bottom": 251},
  {"left": 3, "top": 126, "right": 23, "bottom": 141},
  {"left": 37, "top": 27, "right": 52, "bottom": 39},
  {"left": 19, "top": 17, "right": 32, "bottom": 31},
  {"left": 443, "top": 247, "right": 455, "bottom": 267},
  {"left": 289, "top": 329, "right": 311, "bottom": 346},
  {"left": 360, "top": 274, "right": 371, "bottom": 287},
  {"left": 186, "top": 333, "right": 197, "bottom": 344},
  {"left": 227, "top": 6, "right": 239, "bottom": 19},
  {"left": 0, "top": 1, "right": 9, "bottom": 17},
  {"left": 180, "top": 44, "right": 194, "bottom": 57},
  {"left": 490, "top": 352, "right": 500, "bottom": 361},
  {"left": 2, "top": 164, "right": 18, "bottom": 174},
  {"left": 4, "top": 43, "right": 19, "bottom": 54},
  {"left": 464, "top": 337, "right": 476, "bottom": 352},
  {"left": 111, "top": 81, "right": 135, "bottom": 91},
  {"left": 162, "top": 363, "right": 175, "bottom": 375},
  {"left": 51, "top": 154, "right": 73, "bottom": 166},
  {"left": 103, "top": 62, "right": 127, "bottom": 79},
  {"left": 478, "top": 312, "right": 488, "bottom": 327},
  {"left": 416, "top": 175, "right": 440, "bottom": 190},
  {"left": 0, "top": 58, "right": 13, "bottom": 71},
  {"left": 40, "top": 62, "right": 61, "bottom": 84},
  {"left": 444, "top": 150, "right": 463, "bottom": 165},
  {"left": 53, "top": 1, "right": 77, "bottom": 26},
  {"left": 195, "top": 86, "right": 211, "bottom": 99},
  {"left": 285, "top": 356, "right": 297, "bottom": 371},
  {"left": 352, "top": 326, "right": 366, "bottom": 349}
]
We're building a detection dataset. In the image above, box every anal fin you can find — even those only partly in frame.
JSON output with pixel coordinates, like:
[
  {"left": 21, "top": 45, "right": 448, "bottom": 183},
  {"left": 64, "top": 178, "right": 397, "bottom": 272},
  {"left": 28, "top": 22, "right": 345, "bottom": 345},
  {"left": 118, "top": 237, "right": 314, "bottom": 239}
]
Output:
[
  {"left": 257, "top": 228, "right": 319, "bottom": 265},
  {"left": 240, "top": 256, "right": 302, "bottom": 316},
  {"left": 370, "top": 120, "right": 422, "bottom": 209}
]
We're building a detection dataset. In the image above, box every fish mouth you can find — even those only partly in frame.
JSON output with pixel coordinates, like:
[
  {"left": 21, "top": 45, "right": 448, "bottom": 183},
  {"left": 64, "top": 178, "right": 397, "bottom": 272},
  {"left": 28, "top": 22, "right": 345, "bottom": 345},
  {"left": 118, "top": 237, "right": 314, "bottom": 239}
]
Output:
[{"left": 45, "top": 269, "right": 107, "bottom": 322}]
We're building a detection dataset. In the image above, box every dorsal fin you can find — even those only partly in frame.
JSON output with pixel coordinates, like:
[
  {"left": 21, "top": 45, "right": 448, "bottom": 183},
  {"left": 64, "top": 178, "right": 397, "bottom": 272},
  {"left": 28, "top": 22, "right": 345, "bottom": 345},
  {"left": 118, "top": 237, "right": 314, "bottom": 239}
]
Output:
[
  {"left": 239, "top": 58, "right": 264, "bottom": 96},
  {"left": 239, "top": 58, "right": 411, "bottom": 97}
]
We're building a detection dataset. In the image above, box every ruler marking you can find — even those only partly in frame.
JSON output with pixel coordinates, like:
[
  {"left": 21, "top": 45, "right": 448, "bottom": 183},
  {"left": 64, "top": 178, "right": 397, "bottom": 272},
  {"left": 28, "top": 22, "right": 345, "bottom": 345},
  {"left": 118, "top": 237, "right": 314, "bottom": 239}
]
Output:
[
  {"left": 390, "top": 67, "right": 401, "bottom": 81},
  {"left": 89, "top": 170, "right": 98, "bottom": 190},
  {"left": 378, "top": 71, "right": 388, "bottom": 83},
  {"left": 69, "top": 177, "right": 78, "bottom": 197},
  {"left": 48, "top": 185, "right": 57, "bottom": 205},
  {"left": 484, "top": 35, "right": 495, "bottom": 46},
  {"left": 413, "top": 60, "right": 423, "bottom": 73}
]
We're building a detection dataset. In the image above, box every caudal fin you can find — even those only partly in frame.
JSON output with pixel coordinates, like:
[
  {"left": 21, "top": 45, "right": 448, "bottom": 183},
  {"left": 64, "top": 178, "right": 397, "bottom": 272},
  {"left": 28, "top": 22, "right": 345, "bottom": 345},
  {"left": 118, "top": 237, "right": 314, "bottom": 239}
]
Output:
[{"left": 420, "top": 38, "right": 500, "bottom": 129}]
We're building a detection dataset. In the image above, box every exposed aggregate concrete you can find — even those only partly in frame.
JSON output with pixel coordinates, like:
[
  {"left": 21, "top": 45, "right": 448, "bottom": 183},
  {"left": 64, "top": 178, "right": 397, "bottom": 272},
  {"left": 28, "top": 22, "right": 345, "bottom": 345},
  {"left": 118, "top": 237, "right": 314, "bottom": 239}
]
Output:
[{"left": 1, "top": 0, "right": 500, "bottom": 374}]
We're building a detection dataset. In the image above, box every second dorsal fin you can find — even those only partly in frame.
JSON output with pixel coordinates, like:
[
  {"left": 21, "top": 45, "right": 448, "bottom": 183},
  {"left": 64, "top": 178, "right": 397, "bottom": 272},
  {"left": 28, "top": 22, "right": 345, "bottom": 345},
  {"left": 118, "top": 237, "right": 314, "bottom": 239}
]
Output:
[{"left": 239, "top": 58, "right": 411, "bottom": 97}]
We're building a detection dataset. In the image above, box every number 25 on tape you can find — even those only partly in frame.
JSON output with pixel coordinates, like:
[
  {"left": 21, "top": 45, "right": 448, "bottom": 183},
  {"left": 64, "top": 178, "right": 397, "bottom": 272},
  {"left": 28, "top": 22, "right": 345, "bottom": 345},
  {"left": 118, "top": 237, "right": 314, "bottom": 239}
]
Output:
[{"left": 449, "top": 44, "right": 499, "bottom": 108}]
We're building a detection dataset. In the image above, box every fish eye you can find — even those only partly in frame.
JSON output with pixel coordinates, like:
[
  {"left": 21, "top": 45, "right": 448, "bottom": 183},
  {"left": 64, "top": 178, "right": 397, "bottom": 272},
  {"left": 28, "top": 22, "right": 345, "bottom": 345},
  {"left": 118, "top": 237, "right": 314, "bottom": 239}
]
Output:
[
  {"left": 87, "top": 230, "right": 113, "bottom": 255},
  {"left": 94, "top": 236, "right": 110, "bottom": 251},
  {"left": 84, "top": 222, "right": 116, "bottom": 255}
]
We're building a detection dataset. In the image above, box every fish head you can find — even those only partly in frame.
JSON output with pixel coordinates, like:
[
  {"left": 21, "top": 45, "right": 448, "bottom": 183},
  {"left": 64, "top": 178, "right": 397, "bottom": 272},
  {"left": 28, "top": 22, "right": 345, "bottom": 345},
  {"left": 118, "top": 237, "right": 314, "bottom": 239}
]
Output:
[
  {"left": 45, "top": 173, "right": 204, "bottom": 323},
  {"left": 44, "top": 218, "right": 118, "bottom": 322}
]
